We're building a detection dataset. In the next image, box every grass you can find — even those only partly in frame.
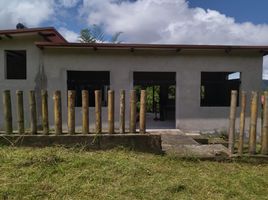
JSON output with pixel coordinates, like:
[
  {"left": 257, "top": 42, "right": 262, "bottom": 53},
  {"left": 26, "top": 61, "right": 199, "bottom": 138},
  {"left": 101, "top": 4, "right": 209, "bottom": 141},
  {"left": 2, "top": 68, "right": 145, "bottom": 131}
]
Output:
[{"left": 0, "top": 146, "right": 268, "bottom": 200}]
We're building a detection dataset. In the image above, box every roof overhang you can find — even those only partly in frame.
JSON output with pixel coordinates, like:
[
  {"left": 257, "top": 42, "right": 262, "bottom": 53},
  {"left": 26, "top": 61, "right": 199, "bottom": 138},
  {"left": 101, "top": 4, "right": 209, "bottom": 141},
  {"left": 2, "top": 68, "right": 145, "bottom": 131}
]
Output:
[
  {"left": 0, "top": 27, "right": 67, "bottom": 43},
  {"left": 35, "top": 42, "right": 268, "bottom": 55}
]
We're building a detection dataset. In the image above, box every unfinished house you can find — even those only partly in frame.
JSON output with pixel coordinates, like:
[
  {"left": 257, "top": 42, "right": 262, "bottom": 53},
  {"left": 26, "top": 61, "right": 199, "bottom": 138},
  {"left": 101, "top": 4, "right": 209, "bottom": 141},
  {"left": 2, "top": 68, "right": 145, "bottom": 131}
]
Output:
[{"left": 0, "top": 27, "right": 265, "bottom": 132}]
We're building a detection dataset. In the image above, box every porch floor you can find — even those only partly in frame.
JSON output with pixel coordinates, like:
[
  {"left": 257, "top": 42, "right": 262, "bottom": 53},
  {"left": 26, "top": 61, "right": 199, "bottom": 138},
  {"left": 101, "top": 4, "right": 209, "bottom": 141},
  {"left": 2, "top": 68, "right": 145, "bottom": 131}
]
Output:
[{"left": 145, "top": 113, "right": 175, "bottom": 129}]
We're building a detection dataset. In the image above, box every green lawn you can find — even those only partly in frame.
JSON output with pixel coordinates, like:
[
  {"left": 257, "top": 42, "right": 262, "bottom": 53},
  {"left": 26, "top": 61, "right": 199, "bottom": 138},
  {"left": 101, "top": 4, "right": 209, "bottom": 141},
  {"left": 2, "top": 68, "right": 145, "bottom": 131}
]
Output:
[{"left": 0, "top": 146, "right": 268, "bottom": 200}]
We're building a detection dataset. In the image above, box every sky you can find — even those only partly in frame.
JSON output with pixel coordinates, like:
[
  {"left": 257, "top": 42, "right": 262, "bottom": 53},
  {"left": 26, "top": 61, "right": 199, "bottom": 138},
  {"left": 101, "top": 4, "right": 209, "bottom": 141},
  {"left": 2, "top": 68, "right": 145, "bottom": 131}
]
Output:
[{"left": 1, "top": 0, "right": 268, "bottom": 78}]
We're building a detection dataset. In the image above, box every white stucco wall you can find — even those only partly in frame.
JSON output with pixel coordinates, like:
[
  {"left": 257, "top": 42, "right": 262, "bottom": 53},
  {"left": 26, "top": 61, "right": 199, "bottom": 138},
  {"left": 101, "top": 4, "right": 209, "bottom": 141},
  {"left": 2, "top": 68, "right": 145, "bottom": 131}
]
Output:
[
  {"left": 41, "top": 48, "right": 262, "bottom": 133},
  {"left": 0, "top": 38, "right": 263, "bottom": 133},
  {"left": 0, "top": 36, "right": 43, "bottom": 130}
]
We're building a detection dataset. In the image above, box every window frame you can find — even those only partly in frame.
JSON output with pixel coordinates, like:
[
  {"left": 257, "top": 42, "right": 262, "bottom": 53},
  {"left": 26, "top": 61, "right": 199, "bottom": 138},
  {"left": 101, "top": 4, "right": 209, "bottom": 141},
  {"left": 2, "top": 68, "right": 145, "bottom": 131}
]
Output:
[
  {"left": 67, "top": 70, "right": 110, "bottom": 107},
  {"left": 200, "top": 71, "right": 241, "bottom": 107},
  {"left": 5, "top": 50, "right": 27, "bottom": 80}
]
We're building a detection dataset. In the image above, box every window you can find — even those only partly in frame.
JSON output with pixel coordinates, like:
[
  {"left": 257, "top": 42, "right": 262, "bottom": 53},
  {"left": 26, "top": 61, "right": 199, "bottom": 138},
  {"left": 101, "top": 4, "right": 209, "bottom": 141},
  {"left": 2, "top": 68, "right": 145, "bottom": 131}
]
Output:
[
  {"left": 67, "top": 71, "right": 110, "bottom": 107},
  {"left": 5, "top": 50, "right": 26, "bottom": 79},
  {"left": 200, "top": 72, "right": 241, "bottom": 107}
]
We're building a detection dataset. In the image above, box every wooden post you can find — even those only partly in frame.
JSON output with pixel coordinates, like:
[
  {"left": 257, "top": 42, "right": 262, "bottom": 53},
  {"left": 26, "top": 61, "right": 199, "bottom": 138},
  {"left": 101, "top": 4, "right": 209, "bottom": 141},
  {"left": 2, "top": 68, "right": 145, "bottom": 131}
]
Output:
[
  {"left": 82, "top": 90, "right": 89, "bottom": 134},
  {"left": 29, "top": 90, "right": 37, "bottom": 134},
  {"left": 238, "top": 91, "right": 246, "bottom": 155},
  {"left": 139, "top": 90, "right": 146, "bottom": 134},
  {"left": 16, "top": 90, "right": 24, "bottom": 134},
  {"left": 248, "top": 91, "right": 258, "bottom": 155},
  {"left": 108, "top": 90, "right": 115, "bottom": 134},
  {"left": 129, "top": 90, "right": 136, "bottom": 133},
  {"left": 41, "top": 90, "right": 49, "bottom": 134},
  {"left": 53, "top": 91, "right": 62, "bottom": 134},
  {"left": 68, "top": 90, "right": 75, "bottom": 134},
  {"left": 3, "top": 90, "right": 12, "bottom": 134},
  {"left": 95, "top": 90, "right": 102, "bottom": 134},
  {"left": 261, "top": 91, "right": 268, "bottom": 155},
  {"left": 228, "top": 90, "right": 237, "bottom": 154},
  {"left": 119, "top": 90, "right": 125, "bottom": 133}
]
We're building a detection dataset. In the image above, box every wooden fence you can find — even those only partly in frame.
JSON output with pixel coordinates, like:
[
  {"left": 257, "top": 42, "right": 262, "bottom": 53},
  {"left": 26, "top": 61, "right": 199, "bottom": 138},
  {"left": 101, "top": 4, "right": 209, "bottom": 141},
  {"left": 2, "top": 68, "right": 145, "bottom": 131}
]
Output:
[
  {"left": 228, "top": 90, "right": 268, "bottom": 156},
  {"left": 1, "top": 89, "right": 147, "bottom": 135}
]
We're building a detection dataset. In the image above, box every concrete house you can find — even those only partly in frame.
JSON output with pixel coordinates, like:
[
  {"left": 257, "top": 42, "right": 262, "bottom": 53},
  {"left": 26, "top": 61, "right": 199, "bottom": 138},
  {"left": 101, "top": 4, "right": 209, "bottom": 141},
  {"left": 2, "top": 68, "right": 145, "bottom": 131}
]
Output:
[{"left": 0, "top": 26, "right": 266, "bottom": 132}]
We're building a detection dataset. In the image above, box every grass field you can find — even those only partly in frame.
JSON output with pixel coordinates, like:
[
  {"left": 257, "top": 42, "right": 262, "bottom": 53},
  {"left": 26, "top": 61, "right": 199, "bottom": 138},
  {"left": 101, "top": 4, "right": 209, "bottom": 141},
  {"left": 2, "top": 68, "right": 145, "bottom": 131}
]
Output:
[{"left": 0, "top": 146, "right": 268, "bottom": 200}]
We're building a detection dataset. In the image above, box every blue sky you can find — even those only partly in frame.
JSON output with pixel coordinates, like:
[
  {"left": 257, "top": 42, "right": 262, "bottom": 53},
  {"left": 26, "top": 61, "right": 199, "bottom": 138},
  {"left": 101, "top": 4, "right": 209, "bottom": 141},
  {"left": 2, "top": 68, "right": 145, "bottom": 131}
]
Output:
[
  {"left": 189, "top": 0, "right": 268, "bottom": 24},
  {"left": 1, "top": 0, "right": 268, "bottom": 78}
]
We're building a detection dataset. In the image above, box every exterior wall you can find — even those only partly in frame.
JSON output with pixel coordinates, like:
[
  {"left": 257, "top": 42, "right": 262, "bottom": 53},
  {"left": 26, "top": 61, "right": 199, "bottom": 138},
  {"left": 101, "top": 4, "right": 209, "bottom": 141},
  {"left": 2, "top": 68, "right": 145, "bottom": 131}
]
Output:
[
  {"left": 0, "top": 36, "right": 44, "bottom": 129},
  {"left": 41, "top": 49, "right": 263, "bottom": 133},
  {"left": 0, "top": 39, "right": 263, "bottom": 132}
]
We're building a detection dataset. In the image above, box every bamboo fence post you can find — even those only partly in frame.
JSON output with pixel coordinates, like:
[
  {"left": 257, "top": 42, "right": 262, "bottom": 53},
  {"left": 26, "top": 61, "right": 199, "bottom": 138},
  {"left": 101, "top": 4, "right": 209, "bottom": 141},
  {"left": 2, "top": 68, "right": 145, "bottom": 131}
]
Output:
[
  {"left": 228, "top": 90, "right": 237, "bottom": 154},
  {"left": 3, "top": 90, "right": 12, "bottom": 134},
  {"left": 95, "top": 90, "right": 102, "bottom": 134},
  {"left": 29, "top": 90, "right": 37, "bottom": 134},
  {"left": 41, "top": 90, "right": 49, "bottom": 134},
  {"left": 68, "top": 90, "right": 75, "bottom": 134},
  {"left": 53, "top": 90, "right": 62, "bottom": 134},
  {"left": 16, "top": 90, "right": 24, "bottom": 134},
  {"left": 129, "top": 90, "right": 136, "bottom": 133},
  {"left": 108, "top": 90, "right": 115, "bottom": 134},
  {"left": 248, "top": 91, "right": 258, "bottom": 155},
  {"left": 119, "top": 90, "right": 125, "bottom": 133},
  {"left": 82, "top": 90, "right": 89, "bottom": 134},
  {"left": 261, "top": 91, "right": 268, "bottom": 154},
  {"left": 139, "top": 90, "right": 146, "bottom": 134},
  {"left": 238, "top": 91, "right": 246, "bottom": 155}
]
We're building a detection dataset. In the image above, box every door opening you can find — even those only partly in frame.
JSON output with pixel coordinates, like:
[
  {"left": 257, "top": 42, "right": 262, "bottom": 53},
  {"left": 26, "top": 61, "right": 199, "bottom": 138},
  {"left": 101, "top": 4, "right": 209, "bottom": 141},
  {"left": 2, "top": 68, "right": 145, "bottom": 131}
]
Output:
[{"left": 134, "top": 72, "right": 176, "bottom": 129}]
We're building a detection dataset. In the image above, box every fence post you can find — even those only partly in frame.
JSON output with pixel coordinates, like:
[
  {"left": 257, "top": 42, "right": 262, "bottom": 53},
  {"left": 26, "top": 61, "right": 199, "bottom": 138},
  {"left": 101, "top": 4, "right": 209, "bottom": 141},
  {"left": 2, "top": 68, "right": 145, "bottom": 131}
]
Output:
[
  {"left": 41, "top": 90, "right": 49, "bottom": 134},
  {"left": 228, "top": 90, "right": 237, "bottom": 154},
  {"left": 130, "top": 90, "right": 136, "bottom": 133},
  {"left": 3, "top": 90, "right": 12, "bottom": 134},
  {"left": 16, "top": 91, "right": 24, "bottom": 134},
  {"left": 29, "top": 90, "right": 37, "bottom": 134},
  {"left": 108, "top": 90, "right": 115, "bottom": 134},
  {"left": 139, "top": 90, "right": 146, "bottom": 134},
  {"left": 248, "top": 91, "right": 258, "bottom": 155},
  {"left": 95, "top": 90, "right": 102, "bottom": 134},
  {"left": 68, "top": 90, "right": 75, "bottom": 134},
  {"left": 119, "top": 90, "right": 125, "bottom": 133},
  {"left": 82, "top": 90, "right": 89, "bottom": 134},
  {"left": 238, "top": 91, "right": 246, "bottom": 155},
  {"left": 261, "top": 91, "right": 268, "bottom": 154},
  {"left": 53, "top": 90, "right": 62, "bottom": 134}
]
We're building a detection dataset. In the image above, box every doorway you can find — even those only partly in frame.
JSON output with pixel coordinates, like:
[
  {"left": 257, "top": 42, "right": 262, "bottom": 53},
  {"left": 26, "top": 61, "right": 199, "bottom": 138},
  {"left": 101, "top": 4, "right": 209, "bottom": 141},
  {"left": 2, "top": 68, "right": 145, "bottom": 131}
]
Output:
[{"left": 134, "top": 72, "right": 176, "bottom": 129}]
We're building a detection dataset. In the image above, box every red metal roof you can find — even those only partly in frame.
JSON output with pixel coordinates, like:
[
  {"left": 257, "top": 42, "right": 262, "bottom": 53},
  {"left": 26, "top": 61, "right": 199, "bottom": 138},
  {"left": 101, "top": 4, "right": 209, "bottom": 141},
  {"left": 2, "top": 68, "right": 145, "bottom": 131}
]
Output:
[
  {"left": 0, "top": 27, "right": 67, "bottom": 43},
  {"left": 1, "top": 27, "right": 268, "bottom": 55}
]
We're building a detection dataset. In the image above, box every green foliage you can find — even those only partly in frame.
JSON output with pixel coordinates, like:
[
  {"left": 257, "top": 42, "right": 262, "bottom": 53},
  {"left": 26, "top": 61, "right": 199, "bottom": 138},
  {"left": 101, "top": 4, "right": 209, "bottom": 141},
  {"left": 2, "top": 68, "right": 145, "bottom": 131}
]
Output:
[
  {"left": 79, "top": 24, "right": 122, "bottom": 43},
  {"left": 134, "top": 85, "right": 176, "bottom": 113},
  {"left": 111, "top": 31, "right": 123, "bottom": 43},
  {"left": 134, "top": 86, "right": 160, "bottom": 112},
  {"left": 0, "top": 147, "right": 268, "bottom": 199}
]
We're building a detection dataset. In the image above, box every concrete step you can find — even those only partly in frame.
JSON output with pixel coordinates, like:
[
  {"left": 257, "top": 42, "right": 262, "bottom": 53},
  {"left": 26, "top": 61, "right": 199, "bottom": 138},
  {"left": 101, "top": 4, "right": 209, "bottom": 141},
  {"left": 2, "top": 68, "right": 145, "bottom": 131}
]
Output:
[{"left": 161, "top": 134, "right": 200, "bottom": 146}]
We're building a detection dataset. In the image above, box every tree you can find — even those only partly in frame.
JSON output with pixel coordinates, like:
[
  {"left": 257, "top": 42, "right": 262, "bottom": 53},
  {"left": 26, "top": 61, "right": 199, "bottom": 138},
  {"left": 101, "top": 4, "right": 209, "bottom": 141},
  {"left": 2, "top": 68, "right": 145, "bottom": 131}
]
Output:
[{"left": 79, "top": 24, "right": 122, "bottom": 43}]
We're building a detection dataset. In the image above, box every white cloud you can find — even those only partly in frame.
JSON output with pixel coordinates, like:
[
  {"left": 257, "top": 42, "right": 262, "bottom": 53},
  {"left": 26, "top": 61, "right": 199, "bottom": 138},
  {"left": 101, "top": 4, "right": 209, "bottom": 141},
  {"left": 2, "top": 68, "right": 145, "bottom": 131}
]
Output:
[
  {"left": 58, "top": 27, "right": 79, "bottom": 42},
  {"left": 0, "top": 0, "right": 55, "bottom": 29},
  {"left": 80, "top": 0, "right": 268, "bottom": 45},
  {"left": 80, "top": 0, "right": 268, "bottom": 79},
  {"left": 0, "top": 0, "right": 81, "bottom": 29}
]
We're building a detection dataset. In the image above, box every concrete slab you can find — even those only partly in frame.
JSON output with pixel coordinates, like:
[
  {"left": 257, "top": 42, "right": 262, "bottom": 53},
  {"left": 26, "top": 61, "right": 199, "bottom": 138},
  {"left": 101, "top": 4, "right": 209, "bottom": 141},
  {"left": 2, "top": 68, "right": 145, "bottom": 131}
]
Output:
[
  {"left": 0, "top": 134, "right": 162, "bottom": 154},
  {"left": 151, "top": 129, "right": 229, "bottom": 159},
  {"left": 163, "top": 144, "right": 229, "bottom": 159}
]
